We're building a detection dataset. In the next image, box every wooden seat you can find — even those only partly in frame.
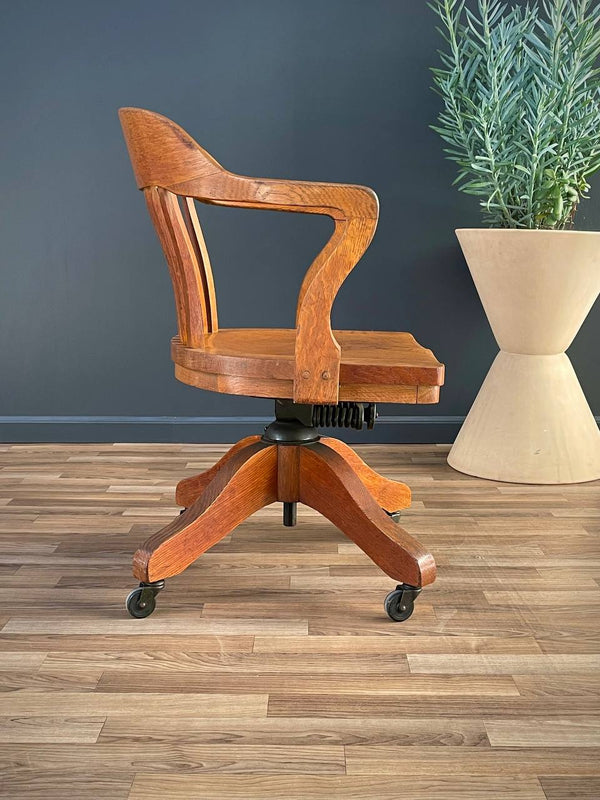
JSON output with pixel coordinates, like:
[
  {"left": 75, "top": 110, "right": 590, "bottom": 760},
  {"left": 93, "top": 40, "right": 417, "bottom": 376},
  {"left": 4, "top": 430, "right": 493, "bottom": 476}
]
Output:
[
  {"left": 172, "top": 328, "right": 444, "bottom": 402},
  {"left": 119, "top": 107, "right": 443, "bottom": 621}
]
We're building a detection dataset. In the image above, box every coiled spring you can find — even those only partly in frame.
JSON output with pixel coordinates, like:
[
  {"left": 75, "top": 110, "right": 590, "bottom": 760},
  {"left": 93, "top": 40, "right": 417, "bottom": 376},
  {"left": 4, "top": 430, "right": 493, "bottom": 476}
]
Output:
[{"left": 311, "top": 402, "right": 377, "bottom": 430}]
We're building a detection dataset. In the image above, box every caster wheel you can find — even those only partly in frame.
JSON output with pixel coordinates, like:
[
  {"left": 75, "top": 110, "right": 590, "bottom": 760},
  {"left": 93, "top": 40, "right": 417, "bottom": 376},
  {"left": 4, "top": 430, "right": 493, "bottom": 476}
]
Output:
[
  {"left": 125, "top": 580, "right": 165, "bottom": 619},
  {"left": 384, "top": 583, "right": 421, "bottom": 622},
  {"left": 385, "top": 510, "right": 402, "bottom": 524},
  {"left": 179, "top": 508, "right": 187, "bottom": 515}
]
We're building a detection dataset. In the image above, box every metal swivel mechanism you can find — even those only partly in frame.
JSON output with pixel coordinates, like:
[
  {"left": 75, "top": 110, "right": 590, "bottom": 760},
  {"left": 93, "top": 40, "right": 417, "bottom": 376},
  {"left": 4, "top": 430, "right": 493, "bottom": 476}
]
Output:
[{"left": 262, "top": 399, "right": 380, "bottom": 530}]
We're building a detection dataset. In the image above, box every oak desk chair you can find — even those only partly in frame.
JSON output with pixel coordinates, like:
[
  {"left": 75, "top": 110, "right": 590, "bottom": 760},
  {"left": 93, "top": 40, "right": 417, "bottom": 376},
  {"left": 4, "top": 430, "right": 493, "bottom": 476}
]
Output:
[{"left": 119, "top": 108, "right": 444, "bottom": 622}]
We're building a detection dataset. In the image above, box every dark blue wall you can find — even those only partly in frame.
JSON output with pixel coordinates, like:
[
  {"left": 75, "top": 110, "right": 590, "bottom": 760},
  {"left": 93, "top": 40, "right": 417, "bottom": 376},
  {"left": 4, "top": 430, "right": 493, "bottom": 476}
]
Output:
[{"left": 1, "top": 0, "right": 598, "bottom": 442}]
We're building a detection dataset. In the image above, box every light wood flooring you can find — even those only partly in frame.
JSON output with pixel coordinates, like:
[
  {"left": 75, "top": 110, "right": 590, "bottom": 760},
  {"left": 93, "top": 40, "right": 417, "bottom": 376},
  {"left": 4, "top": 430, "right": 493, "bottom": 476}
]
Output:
[{"left": 0, "top": 442, "right": 599, "bottom": 799}]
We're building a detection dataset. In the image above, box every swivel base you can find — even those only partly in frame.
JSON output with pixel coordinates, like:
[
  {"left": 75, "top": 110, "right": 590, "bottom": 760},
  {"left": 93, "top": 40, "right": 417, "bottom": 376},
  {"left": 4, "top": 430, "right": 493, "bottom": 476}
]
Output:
[{"left": 126, "top": 401, "right": 435, "bottom": 620}]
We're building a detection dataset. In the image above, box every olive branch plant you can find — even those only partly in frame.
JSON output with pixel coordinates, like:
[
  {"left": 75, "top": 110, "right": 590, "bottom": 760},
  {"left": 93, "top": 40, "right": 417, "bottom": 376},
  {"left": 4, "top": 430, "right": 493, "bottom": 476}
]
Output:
[{"left": 430, "top": 0, "right": 600, "bottom": 228}]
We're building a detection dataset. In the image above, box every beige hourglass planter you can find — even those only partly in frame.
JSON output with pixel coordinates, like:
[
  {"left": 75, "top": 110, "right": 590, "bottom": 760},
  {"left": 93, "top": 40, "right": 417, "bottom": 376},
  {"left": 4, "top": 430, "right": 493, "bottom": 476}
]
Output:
[{"left": 448, "top": 229, "right": 600, "bottom": 484}]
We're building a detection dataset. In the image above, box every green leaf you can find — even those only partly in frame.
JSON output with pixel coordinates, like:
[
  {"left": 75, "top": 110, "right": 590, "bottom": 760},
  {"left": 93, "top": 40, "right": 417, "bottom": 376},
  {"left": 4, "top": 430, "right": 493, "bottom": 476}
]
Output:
[{"left": 430, "top": 0, "right": 600, "bottom": 228}]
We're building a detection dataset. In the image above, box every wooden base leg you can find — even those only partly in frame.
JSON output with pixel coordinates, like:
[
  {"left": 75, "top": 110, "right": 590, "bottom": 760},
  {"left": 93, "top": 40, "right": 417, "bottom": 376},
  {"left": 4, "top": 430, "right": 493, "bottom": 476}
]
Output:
[
  {"left": 133, "top": 440, "right": 277, "bottom": 582},
  {"left": 175, "top": 435, "right": 262, "bottom": 507},
  {"left": 320, "top": 437, "right": 411, "bottom": 512},
  {"left": 298, "top": 442, "right": 436, "bottom": 588}
]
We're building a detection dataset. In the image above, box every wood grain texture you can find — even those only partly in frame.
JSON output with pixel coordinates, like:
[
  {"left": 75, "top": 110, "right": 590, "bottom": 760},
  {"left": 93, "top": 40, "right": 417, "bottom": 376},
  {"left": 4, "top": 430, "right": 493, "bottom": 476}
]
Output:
[
  {"left": 181, "top": 195, "right": 218, "bottom": 332},
  {"left": 132, "top": 436, "right": 433, "bottom": 590},
  {"left": 144, "top": 186, "right": 209, "bottom": 347},
  {"left": 173, "top": 363, "right": 441, "bottom": 404},
  {"left": 170, "top": 329, "right": 443, "bottom": 404},
  {"left": 0, "top": 442, "right": 598, "bottom": 799},
  {"left": 320, "top": 437, "right": 411, "bottom": 512},
  {"left": 276, "top": 444, "right": 300, "bottom": 503},
  {"left": 299, "top": 443, "right": 435, "bottom": 587},
  {"left": 175, "top": 435, "right": 261, "bottom": 507},
  {"left": 133, "top": 441, "right": 278, "bottom": 581},
  {"left": 539, "top": 776, "right": 600, "bottom": 800},
  {"left": 127, "top": 774, "right": 547, "bottom": 799},
  {"left": 119, "top": 107, "right": 444, "bottom": 403}
]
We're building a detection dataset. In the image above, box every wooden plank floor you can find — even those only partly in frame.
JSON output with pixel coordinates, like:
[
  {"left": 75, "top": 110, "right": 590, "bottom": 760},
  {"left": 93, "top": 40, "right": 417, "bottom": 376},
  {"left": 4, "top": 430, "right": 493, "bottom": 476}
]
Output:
[{"left": 0, "top": 442, "right": 599, "bottom": 800}]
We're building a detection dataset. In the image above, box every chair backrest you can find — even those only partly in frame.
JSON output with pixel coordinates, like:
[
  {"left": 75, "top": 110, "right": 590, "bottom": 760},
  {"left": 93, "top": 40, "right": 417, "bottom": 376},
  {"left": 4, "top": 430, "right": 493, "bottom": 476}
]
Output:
[{"left": 119, "top": 108, "right": 220, "bottom": 347}]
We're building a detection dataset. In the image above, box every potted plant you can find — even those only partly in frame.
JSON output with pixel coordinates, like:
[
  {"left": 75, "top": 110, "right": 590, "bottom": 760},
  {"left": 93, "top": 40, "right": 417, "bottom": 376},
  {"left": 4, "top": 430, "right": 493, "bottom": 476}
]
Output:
[{"left": 431, "top": 0, "right": 600, "bottom": 483}]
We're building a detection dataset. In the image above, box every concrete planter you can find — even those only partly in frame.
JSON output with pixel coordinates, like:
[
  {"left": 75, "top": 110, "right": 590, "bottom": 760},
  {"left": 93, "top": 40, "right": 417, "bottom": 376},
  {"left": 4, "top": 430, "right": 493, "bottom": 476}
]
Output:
[{"left": 448, "top": 228, "right": 600, "bottom": 484}]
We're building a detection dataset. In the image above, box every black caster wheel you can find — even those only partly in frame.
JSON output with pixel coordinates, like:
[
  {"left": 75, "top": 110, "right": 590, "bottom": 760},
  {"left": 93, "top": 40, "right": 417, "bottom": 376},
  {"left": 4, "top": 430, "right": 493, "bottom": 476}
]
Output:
[
  {"left": 125, "top": 580, "right": 165, "bottom": 619},
  {"left": 384, "top": 583, "right": 421, "bottom": 622},
  {"left": 179, "top": 507, "right": 187, "bottom": 515},
  {"left": 384, "top": 509, "right": 402, "bottom": 524}
]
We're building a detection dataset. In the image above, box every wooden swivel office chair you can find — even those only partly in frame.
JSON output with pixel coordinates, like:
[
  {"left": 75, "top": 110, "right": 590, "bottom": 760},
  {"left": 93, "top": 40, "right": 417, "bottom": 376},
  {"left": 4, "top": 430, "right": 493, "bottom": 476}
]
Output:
[{"left": 119, "top": 108, "right": 444, "bottom": 622}]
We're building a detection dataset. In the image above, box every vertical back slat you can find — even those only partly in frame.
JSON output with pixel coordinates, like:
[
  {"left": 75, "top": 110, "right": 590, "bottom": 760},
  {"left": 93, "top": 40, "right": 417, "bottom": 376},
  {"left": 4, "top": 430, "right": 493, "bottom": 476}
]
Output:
[
  {"left": 144, "top": 186, "right": 209, "bottom": 347},
  {"left": 181, "top": 196, "right": 218, "bottom": 333}
]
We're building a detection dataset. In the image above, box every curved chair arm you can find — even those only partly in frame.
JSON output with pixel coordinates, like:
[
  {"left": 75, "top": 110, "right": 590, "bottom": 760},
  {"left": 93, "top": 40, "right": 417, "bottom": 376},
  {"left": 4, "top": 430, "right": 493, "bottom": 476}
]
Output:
[
  {"left": 168, "top": 174, "right": 379, "bottom": 404},
  {"left": 175, "top": 172, "right": 379, "bottom": 403},
  {"left": 120, "top": 107, "right": 379, "bottom": 403}
]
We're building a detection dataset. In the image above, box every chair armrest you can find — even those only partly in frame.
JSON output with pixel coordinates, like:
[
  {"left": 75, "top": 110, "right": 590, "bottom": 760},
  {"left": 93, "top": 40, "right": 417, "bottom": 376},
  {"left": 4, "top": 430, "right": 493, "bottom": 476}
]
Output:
[
  {"left": 175, "top": 171, "right": 379, "bottom": 403},
  {"left": 219, "top": 177, "right": 379, "bottom": 404},
  {"left": 201, "top": 173, "right": 378, "bottom": 223},
  {"left": 292, "top": 201, "right": 378, "bottom": 404}
]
